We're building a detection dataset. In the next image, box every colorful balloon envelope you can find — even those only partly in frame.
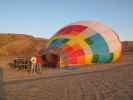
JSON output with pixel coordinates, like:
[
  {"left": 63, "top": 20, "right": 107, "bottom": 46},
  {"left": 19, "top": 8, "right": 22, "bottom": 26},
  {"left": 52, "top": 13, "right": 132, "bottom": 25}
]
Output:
[{"left": 47, "top": 21, "right": 122, "bottom": 67}]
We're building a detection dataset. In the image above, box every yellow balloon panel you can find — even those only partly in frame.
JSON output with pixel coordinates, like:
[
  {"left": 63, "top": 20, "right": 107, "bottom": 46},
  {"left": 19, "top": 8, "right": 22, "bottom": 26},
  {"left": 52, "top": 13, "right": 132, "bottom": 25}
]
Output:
[
  {"left": 112, "top": 51, "right": 121, "bottom": 62},
  {"left": 85, "top": 55, "right": 93, "bottom": 64}
]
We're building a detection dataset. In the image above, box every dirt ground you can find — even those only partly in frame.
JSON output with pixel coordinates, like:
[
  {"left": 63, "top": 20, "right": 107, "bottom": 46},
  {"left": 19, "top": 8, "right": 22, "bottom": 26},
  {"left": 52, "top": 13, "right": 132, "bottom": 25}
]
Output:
[{"left": 0, "top": 55, "right": 133, "bottom": 100}]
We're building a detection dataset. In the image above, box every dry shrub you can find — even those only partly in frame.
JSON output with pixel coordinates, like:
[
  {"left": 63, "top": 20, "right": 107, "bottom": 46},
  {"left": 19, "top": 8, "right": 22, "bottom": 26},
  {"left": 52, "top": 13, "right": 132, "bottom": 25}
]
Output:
[{"left": 0, "top": 48, "right": 8, "bottom": 56}]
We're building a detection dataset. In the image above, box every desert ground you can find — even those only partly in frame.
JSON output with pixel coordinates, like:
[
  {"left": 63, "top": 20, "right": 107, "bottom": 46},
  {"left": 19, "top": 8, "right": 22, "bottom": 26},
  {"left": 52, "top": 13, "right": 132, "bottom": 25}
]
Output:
[
  {"left": 0, "top": 55, "right": 133, "bottom": 100},
  {"left": 0, "top": 34, "right": 133, "bottom": 100}
]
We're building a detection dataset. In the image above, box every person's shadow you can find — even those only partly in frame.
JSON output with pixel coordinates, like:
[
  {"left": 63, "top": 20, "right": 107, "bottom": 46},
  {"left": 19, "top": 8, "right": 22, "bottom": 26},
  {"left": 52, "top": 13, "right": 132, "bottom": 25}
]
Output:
[{"left": 0, "top": 68, "right": 5, "bottom": 100}]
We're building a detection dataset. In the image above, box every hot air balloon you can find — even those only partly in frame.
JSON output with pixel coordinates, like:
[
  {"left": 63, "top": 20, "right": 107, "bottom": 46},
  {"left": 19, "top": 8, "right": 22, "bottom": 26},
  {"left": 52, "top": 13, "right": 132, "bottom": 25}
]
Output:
[{"left": 44, "top": 21, "right": 122, "bottom": 68}]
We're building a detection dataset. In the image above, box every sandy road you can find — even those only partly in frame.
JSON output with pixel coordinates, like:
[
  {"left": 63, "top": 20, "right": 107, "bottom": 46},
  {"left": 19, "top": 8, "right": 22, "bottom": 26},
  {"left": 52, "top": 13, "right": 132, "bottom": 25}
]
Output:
[{"left": 0, "top": 62, "right": 133, "bottom": 100}]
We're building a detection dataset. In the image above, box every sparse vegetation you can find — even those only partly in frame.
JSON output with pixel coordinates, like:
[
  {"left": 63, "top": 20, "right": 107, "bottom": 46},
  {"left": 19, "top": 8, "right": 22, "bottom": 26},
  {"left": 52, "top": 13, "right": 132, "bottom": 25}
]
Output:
[{"left": 0, "top": 48, "right": 8, "bottom": 56}]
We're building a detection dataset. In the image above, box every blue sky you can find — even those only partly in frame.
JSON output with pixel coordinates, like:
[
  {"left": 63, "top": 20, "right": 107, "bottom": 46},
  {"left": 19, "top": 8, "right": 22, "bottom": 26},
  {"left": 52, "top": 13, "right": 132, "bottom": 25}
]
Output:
[{"left": 0, "top": 0, "right": 132, "bottom": 40}]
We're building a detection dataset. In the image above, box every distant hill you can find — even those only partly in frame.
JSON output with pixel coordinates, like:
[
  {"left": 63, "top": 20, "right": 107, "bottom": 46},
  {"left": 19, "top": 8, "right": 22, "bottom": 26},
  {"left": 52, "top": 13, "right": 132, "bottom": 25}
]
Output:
[
  {"left": 0, "top": 33, "right": 48, "bottom": 57},
  {"left": 0, "top": 33, "right": 132, "bottom": 57},
  {"left": 122, "top": 41, "right": 133, "bottom": 55}
]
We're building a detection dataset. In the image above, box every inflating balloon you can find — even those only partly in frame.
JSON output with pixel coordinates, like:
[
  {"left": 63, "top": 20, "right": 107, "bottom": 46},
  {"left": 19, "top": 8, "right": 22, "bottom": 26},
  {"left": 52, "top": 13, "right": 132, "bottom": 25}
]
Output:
[{"left": 47, "top": 21, "right": 122, "bottom": 67}]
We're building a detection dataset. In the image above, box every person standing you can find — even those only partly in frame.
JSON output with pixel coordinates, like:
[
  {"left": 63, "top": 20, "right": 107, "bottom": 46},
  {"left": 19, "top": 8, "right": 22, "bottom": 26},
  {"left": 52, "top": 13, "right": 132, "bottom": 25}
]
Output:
[
  {"left": 30, "top": 56, "right": 37, "bottom": 73},
  {"left": 35, "top": 49, "right": 43, "bottom": 73}
]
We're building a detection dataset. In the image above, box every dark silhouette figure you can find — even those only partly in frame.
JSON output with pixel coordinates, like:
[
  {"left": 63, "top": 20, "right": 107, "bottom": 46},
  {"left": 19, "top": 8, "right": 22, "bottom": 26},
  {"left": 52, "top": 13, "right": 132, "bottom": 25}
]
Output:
[{"left": 0, "top": 68, "right": 5, "bottom": 100}]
